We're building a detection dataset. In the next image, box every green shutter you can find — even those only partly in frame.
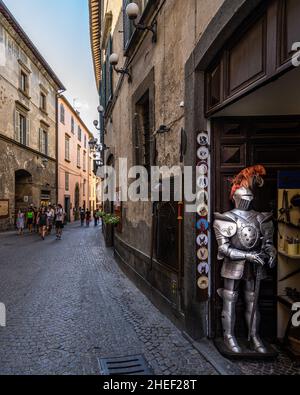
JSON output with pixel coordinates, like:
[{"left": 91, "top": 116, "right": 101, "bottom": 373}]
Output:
[{"left": 123, "top": 0, "right": 134, "bottom": 49}]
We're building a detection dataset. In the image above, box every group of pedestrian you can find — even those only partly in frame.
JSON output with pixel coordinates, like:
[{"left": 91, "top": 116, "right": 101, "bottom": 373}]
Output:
[
  {"left": 16, "top": 204, "right": 65, "bottom": 240},
  {"left": 79, "top": 207, "right": 102, "bottom": 228}
]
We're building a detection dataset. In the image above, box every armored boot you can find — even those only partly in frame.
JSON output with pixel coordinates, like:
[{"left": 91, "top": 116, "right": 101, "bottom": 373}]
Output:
[
  {"left": 244, "top": 291, "right": 267, "bottom": 353},
  {"left": 219, "top": 289, "right": 241, "bottom": 353}
]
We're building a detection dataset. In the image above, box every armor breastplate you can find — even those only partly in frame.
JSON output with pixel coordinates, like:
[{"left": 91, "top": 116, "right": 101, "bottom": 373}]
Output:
[{"left": 229, "top": 211, "right": 261, "bottom": 251}]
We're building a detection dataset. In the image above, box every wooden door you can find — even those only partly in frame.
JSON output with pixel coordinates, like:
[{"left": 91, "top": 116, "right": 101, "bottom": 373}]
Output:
[{"left": 211, "top": 116, "right": 300, "bottom": 339}]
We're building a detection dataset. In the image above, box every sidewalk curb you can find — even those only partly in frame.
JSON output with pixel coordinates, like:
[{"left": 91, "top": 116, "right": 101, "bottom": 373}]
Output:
[{"left": 182, "top": 332, "right": 242, "bottom": 375}]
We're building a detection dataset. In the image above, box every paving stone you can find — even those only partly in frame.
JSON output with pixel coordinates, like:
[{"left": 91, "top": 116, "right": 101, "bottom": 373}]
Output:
[{"left": 0, "top": 224, "right": 217, "bottom": 375}]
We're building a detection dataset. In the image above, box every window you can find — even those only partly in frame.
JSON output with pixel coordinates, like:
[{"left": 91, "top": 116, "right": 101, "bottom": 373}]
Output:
[
  {"left": 100, "top": 35, "right": 113, "bottom": 110},
  {"left": 84, "top": 134, "right": 87, "bottom": 149},
  {"left": 60, "top": 104, "right": 65, "bottom": 124},
  {"left": 39, "top": 128, "right": 48, "bottom": 156},
  {"left": 65, "top": 135, "right": 70, "bottom": 161},
  {"left": 65, "top": 172, "right": 69, "bottom": 192},
  {"left": 83, "top": 151, "right": 86, "bottom": 172},
  {"left": 20, "top": 70, "right": 28, "bottom": 94},
  {"left": 83, "top": 179, "right": 86, "bottom": 197},
  {"left": 77, "top": 145, "right": 81, "bottom": 167},
  {"left": 134, "top": 91, "right": 151, "bottom": 174},
  {"left": 123, "top": 0, "right": 149, "bottom": 49},
  {"left": 14, "top": 110, "right": 29, "bottom": 146},
  {"left": 71, "top": 117, "right": 74, "bottom": 134},
  {"left": 78, "top": 126, "right": 82, "bottom": 142},
  {"left": 40, "top": 92, "right": 47, "bottom": 112}
]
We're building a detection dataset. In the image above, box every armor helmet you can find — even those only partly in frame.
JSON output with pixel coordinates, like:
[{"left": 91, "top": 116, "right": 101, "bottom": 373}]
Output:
[{"left": 233, "top": 187, "right": 254, "bottom": 210}]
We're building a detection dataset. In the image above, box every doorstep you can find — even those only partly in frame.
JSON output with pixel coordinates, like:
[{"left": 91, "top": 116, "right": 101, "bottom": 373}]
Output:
[{"left": 182, "top": 333, "right": 243, "bottom": 375}]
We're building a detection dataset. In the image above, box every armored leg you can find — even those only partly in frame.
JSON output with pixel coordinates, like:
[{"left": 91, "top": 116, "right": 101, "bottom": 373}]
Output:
[
  {"left": 219, "top": 279, "right": 241, "bottom": 353},
  {"left": 244, "top": 281, "right": 267, "bottom": 354}
]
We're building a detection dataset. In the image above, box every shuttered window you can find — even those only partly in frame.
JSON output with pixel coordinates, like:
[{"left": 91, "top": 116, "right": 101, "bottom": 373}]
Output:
[
  {"left": 123, "top": 0, "right": 149, "bottom": 49},
  {"left": 123, "top": 0, "right": 134, "bottom": 49},
  {"left": 15, "top": 110, "right": 29, "bottom": 147},
  {"left": 39, "top": 128, "right": 48, "bottom": 156},
  {"left": 100, "top": 35, "right": 113, "bottom": 111}
]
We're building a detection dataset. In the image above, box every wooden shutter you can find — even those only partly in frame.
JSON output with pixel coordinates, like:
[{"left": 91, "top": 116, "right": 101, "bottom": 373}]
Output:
[
  {"left": 123, "top": 0, "right": 134, "bottom": 49},
  {"left": 14, "top": 110, "right": 20, "bottom": 142},
  {"left": 26, "top": 118, "right": 30, "bottom": 147},
  {"left": 39, "top": 128, "right": 43, "bottom": 152},
  {"left": 44, "top": 131, "right": 48, "bottom": 156},
  {"left": 105, "top": 35, "right": 113, "bottom": 103}
]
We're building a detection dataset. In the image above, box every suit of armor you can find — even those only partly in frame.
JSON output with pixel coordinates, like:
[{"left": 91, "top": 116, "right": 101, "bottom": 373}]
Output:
[{"left": 213, "top": 187, "right": 276, "bottom": 353}]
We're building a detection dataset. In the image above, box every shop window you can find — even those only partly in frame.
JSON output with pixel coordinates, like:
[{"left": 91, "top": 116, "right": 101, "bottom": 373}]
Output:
[{"left": 221, "top": 145, "right": 245, "bottom": 165}]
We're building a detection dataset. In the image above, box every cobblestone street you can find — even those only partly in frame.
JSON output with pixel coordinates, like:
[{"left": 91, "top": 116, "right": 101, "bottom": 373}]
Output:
[{"left": 0, "top": 224, "right": 217, "bottom": 375}]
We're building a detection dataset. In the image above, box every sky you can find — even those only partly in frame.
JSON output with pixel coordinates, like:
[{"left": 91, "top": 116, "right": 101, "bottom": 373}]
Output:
[{"left": 4, "top": 0, "right": 99, "bottom": 134}]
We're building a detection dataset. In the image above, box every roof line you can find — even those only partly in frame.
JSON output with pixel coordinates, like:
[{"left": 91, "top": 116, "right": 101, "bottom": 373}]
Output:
[
  {"left": 88, "top": 0, "right": 101, "bottom": 91},
  {"left": 0, "top": 0, "right": 66, "bottom": 91},
  {"left": 59, "top": 95, "right": 94, "bottom": 138}
]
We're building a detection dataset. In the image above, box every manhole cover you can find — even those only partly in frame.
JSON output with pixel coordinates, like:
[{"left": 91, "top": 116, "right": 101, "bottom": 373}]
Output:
[{"left": 98, "top": 355, "right": 152, "bottom": 375}]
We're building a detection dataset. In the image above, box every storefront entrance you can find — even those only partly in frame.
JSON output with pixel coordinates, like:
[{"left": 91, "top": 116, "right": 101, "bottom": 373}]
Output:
[{"left": 211, "top": 116, "right": 300, "bottom": 339}]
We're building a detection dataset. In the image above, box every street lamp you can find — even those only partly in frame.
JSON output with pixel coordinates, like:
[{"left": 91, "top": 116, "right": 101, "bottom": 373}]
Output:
[
  {"left": 109, "top": 53, "right": 132, "bottom": 82},
  {"left": 126, "top": 2, "right": 157, "bottom": 43}
]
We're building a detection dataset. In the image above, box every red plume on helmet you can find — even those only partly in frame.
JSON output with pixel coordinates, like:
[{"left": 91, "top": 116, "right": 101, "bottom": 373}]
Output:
[{"left": 230, "top": 165, "right": 267, "bottom": 200}]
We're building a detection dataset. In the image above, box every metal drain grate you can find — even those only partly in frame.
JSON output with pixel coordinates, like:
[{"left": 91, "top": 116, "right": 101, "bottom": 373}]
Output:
[{"left": 98, "top": 355, "right": 152, "bottom": 375}]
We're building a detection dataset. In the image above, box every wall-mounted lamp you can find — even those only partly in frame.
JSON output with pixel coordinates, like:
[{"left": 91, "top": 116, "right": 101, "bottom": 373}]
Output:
[
  {"left": 126, "top": 3, "right": 157, "bottom": 43},
  {"left": 109, "top": 53, "right": 132, "bottom": 82}
]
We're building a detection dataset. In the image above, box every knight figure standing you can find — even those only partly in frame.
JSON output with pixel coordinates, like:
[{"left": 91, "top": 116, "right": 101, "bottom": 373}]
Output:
[{"left": 213, "top": 166, "right": 277, "bottom": 354}]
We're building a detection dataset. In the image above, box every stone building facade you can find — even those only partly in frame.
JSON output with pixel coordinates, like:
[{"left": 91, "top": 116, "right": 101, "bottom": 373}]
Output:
[
  {"left": 57, "top": 96, "right": 96, "bottom": 222},
  {"left": 90, "top": 0, "right": 300, "bottom": 350},
  {"left": 0, "top": 1, "right": 65, "bottom": 230},
  {"left": 89, "top": 0, "right": 224, "bottom": 338}
]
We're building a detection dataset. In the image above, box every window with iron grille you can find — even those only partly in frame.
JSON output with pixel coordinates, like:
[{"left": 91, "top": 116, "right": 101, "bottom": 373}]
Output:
[{"left": 134, "top": 91, "right": 151, "bottom": 179}]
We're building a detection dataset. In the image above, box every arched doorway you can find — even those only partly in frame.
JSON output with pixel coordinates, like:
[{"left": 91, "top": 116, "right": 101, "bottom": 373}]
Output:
[{"left": 15, "top": 170, "right": 33, "bottom": 216}]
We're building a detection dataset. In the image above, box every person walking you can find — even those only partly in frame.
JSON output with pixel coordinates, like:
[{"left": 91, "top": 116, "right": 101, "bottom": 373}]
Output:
[
  {"left": 80, "top": 208, "right": 85, "bottom": 227},
  {"left": 86, "top": 209, "right": 91, "bottom": 227},
  {"left": 37, "top": 207, "right": 47, "bottom": 240},
  {"left": 16, "top": 209, "right": 25, "bottom": 236},
  {"left": 55, "top": 204, "right": 65, "bottom": 240},
  {"left": 93, "top": 210, "right": 98, "bottom": 227},
  {"left": 47, "top": 205, "right": 55, "bottom": 235},
  {"left": 26, "top": 206, "right": 34, "bottom": 233}
]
